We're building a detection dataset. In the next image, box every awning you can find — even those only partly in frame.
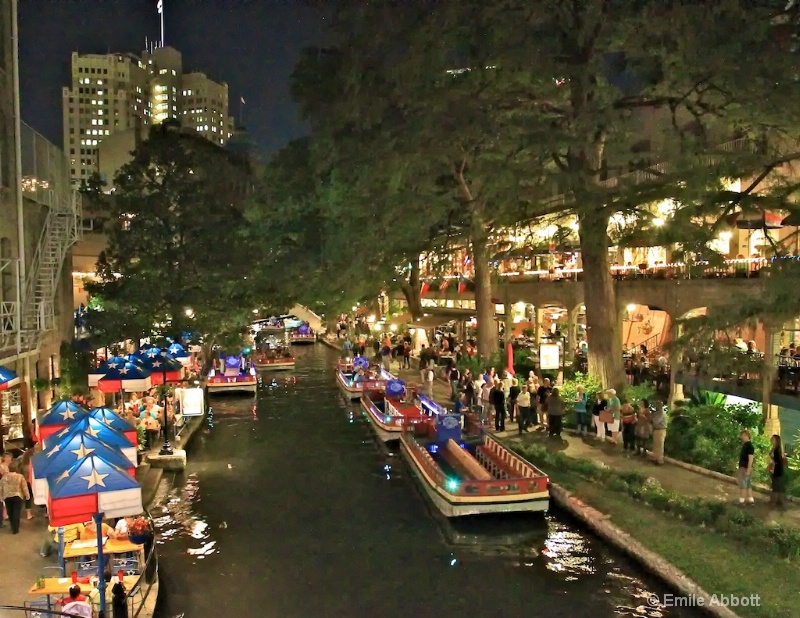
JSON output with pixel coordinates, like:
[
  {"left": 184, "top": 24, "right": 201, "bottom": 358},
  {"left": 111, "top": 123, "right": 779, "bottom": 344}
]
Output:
[{"left": 782, "top": 212, "right": 800, "bottom": 226}]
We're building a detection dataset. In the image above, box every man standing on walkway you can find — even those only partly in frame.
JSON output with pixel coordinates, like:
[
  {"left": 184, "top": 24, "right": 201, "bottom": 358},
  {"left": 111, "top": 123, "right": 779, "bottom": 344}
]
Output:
[
  {"left": 492, "top": 379, "right": 506, "bottom": 432},
  {"left": 449, "top": 363, "right": 461, "bottom": 401},
  {"left": 737, "top": 429, "right": 756, "bottom": 506}
]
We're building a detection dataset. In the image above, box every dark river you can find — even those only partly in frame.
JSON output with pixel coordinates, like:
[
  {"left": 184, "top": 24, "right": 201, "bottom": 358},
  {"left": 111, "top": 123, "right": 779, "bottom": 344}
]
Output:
[{"left": 153, "top": 345, "right": 700, "bottom": 618}]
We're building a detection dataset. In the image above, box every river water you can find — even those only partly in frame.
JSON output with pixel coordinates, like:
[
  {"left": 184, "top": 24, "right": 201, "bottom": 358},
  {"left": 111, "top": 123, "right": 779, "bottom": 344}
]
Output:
[{"left": 152, "top": 345, "right": 700, "bottom": 618}]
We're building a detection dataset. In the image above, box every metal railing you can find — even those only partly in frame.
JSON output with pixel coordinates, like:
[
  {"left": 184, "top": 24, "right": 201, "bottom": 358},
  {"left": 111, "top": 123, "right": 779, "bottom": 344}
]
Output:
[{"left": 20, "top": 122, "right": 71, "bottom": 209}]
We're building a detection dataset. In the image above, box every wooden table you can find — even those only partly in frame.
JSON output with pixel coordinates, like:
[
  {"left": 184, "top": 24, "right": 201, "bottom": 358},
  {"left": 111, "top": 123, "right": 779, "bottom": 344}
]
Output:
[
  {"left": 28, "top": 577, "right": 77, "bottom": 598},
  {"left": 63, "top": 537, "right": 144, "bottom": 560}
]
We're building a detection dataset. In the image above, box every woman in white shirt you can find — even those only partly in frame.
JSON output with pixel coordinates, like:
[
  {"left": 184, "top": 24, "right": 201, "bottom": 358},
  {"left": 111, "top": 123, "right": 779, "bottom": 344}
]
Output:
[{"left": 516, "top": 389, "right": 532, "bottom": 434}]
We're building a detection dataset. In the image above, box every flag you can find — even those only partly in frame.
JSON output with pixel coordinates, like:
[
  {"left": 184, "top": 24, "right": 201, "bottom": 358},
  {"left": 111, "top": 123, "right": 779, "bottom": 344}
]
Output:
[
  {"left": 439, "top": 279, "right": 450, "bottom": 291},
  {"left": 420, "top": 282, "right": 430, "bottom": 296},
  {"left": 157, "top": 0, "right": 163, "bottom": 14},
  {"left": 458, "top": 278, "right": 467, "bottom": 294},
  {"left": 241, "top": 97, "right": 246, "bottom": 105}
]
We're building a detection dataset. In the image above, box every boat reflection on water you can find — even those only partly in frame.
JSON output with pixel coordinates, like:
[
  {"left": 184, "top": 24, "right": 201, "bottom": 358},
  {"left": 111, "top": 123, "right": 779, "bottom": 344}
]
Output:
[
  {"left": 439, "top": 511, "right": 677, "bottom": 617},
  {"left": 152, "top": 474, "right": 218, "bottom": 560}
]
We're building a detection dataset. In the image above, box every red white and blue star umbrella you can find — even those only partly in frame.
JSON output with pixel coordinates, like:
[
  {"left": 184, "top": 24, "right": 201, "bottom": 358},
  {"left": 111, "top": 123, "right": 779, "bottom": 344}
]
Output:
[
  {"left": 88, "top": 355, "right": 129, "bottom": 388},
  {"left": 88, "top": 406, "right": 138, "bottom": 444},
  {"left": 42, "top": 415, "right": 137, "bottom": 451},
  {"left": 47, "top": 454, "right": 142, "bottom": 527},
  {"left": 38, "top": 400, "right": 90, "bottom": 443},
  {"left": 0, "top": 366, "right": 20, "bottom": 391},
  {"left": 31, "top": 431, "right": 137, "bottom": 505},
  {"left": 97, "top": 360, "right": 151, "bottom": 393},
  {"left": 167, "top": 342, "right": 191, "bottom": 366},
  {"left": 144, "top": 352, "right": 184, "bottom": 385}
]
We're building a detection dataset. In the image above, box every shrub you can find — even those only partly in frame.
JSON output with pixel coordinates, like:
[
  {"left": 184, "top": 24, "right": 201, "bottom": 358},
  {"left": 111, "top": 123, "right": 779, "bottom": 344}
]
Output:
[{"left": 664, "top": 401, "right": 770, "bottom": 484}]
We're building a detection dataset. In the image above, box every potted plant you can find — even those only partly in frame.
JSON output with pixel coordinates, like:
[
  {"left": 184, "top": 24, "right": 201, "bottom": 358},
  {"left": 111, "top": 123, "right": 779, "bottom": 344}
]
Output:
[
  {"left": 127, "top": 516, "right": 152, "bottom": 545},
  {"left": 32, "top": 378, "right": 50, "bottom": 392}
]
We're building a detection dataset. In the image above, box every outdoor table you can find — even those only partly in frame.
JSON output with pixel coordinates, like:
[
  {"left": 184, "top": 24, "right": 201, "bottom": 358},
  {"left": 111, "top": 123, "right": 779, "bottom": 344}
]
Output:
[
  {"left": 63, "top": 537, "right": 144, "bottom": 561},
  {"left": 28, "top": 577, "right": 83, "bottom": 612}
]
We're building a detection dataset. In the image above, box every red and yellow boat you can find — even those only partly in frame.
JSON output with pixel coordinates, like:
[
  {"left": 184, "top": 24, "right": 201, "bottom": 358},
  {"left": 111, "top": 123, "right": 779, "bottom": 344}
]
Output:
[
  {"left": 399, "top": 417, "right": 550, "bottom": 517},
  {"left": 253, "top": 346, "right": 295, "bottom": 371},
  {"left": 335, "top": 358, "right": 391, "bottom": 400},
  {"left": 361, "top": 389, "right": 440, "bottom": 442}
]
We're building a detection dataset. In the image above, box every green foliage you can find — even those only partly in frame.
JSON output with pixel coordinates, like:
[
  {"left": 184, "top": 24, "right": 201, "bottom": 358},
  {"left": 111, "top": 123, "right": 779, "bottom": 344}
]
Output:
[
  {"left": 86, "top": 123, "right": 258, "bottom": 349},
  {"left": 515, "top": 443, "right": 800, "bottom": 562},
  {"left": 560, "top": 372, "right": 603, "bottom": 417},
  {"left": 665, "top": 402, "right": 769, "bottom": 483},
  {"left": 57, "top": 341, "right": 92, "bottom": 398},
  {"left": 624, "top": 383, "right": 657, "bottom": 408}
]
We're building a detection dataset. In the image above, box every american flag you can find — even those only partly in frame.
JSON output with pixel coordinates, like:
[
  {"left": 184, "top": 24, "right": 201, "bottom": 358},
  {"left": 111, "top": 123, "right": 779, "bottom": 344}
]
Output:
[
  {"left": 157, "top": 0, "right": 163, "bottom": 14},
  {"left": 241, "top": 97, "right": 246, "bottom": 104}
]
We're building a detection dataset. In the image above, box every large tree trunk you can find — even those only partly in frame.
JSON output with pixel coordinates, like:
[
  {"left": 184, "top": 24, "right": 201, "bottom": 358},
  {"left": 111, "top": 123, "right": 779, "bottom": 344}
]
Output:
[
  {"left": 471, "top": 229, "right": 497, "bottom": 359},
  {"left": 399, "top": 257, "right": 423, "bottom": 319},
  {"left": 579, "top": 209, "right": 626, "bottom": 391}
]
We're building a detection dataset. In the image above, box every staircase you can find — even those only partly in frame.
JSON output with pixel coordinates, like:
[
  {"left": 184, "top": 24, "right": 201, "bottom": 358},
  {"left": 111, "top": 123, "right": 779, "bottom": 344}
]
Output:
[{"left": 19, "top": 190, "right": 82, "bottom": 352}]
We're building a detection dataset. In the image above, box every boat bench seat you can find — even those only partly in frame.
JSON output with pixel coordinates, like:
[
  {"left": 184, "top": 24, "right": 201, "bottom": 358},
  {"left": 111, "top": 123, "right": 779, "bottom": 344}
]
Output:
[{"left": 445, "top": 439, "right": 492, "bottom": 481}]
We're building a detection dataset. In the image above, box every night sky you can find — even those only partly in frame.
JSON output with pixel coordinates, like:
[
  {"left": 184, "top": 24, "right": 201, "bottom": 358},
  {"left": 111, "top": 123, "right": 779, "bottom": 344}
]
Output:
[{"left": 18, "top": 0, "right": 327, "bottom": 156}]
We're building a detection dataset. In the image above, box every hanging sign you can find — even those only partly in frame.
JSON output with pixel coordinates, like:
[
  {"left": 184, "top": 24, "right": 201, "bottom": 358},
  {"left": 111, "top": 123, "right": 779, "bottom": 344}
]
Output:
[{"left": 539, "top": 343, "right": 561, "bottom": 370}]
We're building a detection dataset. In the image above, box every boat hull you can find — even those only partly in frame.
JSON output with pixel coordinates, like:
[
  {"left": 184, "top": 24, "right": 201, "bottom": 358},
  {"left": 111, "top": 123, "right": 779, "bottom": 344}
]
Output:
[
  {"left": 360, "top": 395, "right": 431, "bottom": 443},
  {"left": 254, "top": 360, "right": 295, "bottom": 371},
  {"left": 399, "top": 434, "right": 549, "bottom": 517},
  {"left": 336, "top": 370, "right": 383, "bottom": 401},
  {"left": 290, "top": 336, "right": 316, "bottom": 345},
  {"left": 206, "top": 380, "right": 257, "bottom": 395}
]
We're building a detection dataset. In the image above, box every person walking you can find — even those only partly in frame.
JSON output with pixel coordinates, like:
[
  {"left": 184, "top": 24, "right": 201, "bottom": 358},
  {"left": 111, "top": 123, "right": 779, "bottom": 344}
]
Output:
[
  {"left": 768, "top": 434, "right": 788, "bottom": 508},
  {"left": 592, "top": 391, "right": 607, "bottom": 440},
  {"left": 546, "top": 388, "right": 565, "bottom": 437},
  {"left": 737, "top": 429, "right": 755, "bottom": 506},
  {"left": 634, "top": 399, "right": 652, "bottom": 455},
  {"left": 649, "top": 401, "right": 667, "bottom": 464},
  {"left": 508, "top": 377, "right": 520, "bottom": 423},
  {"left": 449, "top": 363, "right": 461, "bottom": 402},
  {"left": 403, "top": 341, "right": 411, "bottom": 369},
  {"left": 419, "top": 354, "right": 429, "bottom": 386},
  {"left": 516, "top": 387, "right": 532, "bottom": 434},
  {"left": 573, "top": 385, "right": 589, "bottom": 436},
  {"left": 480, "top": 379, "right": 492, "bottom": 426},
  {"left": 491, "top": 379, "right": 506, "bottom": 432},
  {"left": 620, "top": 399, "right": 637, "bottom": 452},
  {"left": 0, "top": 461, "right": 30, "bottom": 534},
  {"left": 605, "top": 389, "right": 621, "bottom": 444},
  {"left": 425, "top": 365, "right": 435, "bottom": 399},
  {"left": 536, "top": 378, "right": 552, "bottom": 429}
]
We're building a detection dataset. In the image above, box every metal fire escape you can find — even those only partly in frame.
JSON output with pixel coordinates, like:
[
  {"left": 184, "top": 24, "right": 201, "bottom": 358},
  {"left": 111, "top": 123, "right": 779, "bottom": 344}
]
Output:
[
  {"left": 19, "top": 188, "right": 82, "bottom": 351},
  {"left": 0, "top": 122, "right": 83, "bottom": 361}
]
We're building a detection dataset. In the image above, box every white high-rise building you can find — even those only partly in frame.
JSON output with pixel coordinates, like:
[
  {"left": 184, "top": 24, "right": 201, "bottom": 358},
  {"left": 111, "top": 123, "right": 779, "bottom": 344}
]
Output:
[{"left": 62, "top": 46, "right": 235, "bottom": 186}]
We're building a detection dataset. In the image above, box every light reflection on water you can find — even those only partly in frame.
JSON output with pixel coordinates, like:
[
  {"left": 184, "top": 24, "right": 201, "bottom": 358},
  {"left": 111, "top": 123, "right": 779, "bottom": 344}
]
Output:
[{"left": 153, "top": 346, "right": 701, "bottom": 618}]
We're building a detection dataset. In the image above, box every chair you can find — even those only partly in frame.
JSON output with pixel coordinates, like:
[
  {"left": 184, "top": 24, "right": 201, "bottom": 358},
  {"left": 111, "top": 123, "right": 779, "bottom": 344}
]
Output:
[{"left": 24, "top": 599, "right": 50, "bottom": 618}]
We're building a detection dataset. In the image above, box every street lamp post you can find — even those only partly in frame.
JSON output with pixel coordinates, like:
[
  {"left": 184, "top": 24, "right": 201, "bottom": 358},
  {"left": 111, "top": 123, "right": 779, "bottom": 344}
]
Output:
[{"left": 158, "top": 350, "right": 173, "bottom": 455}]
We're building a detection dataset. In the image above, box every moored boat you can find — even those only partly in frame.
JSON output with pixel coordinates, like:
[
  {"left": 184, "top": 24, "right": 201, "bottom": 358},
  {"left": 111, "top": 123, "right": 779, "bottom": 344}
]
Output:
[
  {"left": 206, "top": 353, "right": 257, "bottom": 395},
  {"left": 399, "top": 417, "right": 550, "bottom": 517},
  {"left": 335, "top": 357, "right": 391, "bottom": 400},
  {"left": 361, "top": 383, "right": 441, "bottom": 442},
  {"left": 289, "top": 323, "right": 317, "bottom": 345},
  {"left": 252, "top": 333, "right": 295, "bottom": 371}
]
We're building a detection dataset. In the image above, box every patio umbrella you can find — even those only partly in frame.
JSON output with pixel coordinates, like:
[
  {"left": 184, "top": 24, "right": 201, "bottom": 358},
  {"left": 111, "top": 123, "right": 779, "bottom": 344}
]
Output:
[
  {"left": 142, "top": 352, "right": 184, "bottom": 385},
  {"left": 507, "top": 342, "right": 515, "bottom": 376},
  {"left": 97, "top": 360, "right": 152, "bottom": 394},
  {"left": 167, "top": 342, "right": 191, "bottom": 366},
  {"left": 88, "top": 355, "right": 130, "bottom": 388},
  {"left": 31, "top": 430, "right": 137, "bottom": 505},
  {"left": 38, "top": 400, "right": 90, "bottom": 443},
  {"left": 88, "top": 406, "right": 138, "bottom": 444},
  {"left": 47, "top": 453, "right": 143, "bottom": 616},
  {"left": 0, "top": 366, "right": 19, "bottom": 391},
  {"left": 44, "top": 415, "right": 138, "bottom": 451}
]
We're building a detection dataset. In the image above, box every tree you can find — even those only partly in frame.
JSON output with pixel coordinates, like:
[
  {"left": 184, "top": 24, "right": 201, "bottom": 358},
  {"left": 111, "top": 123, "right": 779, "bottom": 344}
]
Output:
[{"left": 88, "top": 123, "right": 257, "bottom": 347}]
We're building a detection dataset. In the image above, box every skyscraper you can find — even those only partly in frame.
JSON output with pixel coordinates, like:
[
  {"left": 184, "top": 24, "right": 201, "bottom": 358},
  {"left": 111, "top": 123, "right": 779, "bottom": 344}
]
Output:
[{"left": 62, "top": 45, "right": 234, "bottom": 186}]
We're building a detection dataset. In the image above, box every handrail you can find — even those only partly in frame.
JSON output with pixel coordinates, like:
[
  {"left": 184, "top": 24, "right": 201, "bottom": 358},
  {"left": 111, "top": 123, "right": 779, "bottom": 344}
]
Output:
[{"left": 126, "top": 512, "right": 159, "bottom": 618}]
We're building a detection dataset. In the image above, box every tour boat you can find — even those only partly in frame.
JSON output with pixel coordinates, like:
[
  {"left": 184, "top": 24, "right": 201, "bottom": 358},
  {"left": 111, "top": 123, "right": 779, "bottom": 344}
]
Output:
[
  {"left": 289, "top": 323, "right": 316, "bottom": 345},
  {"left": 205, "top": 354, "right": 257, "bottom": 395},
  {"left": 399, "top": 418, "right": 550, "bottom": 517},
  {"left": 361, "top": 388, "right": 441, "bottom": 442},
  {"left": 253, "top": 352, "right": 295, "bottom": 371},
  {"left": 336, "top": 358, "right": 392, "bottom": 400}
]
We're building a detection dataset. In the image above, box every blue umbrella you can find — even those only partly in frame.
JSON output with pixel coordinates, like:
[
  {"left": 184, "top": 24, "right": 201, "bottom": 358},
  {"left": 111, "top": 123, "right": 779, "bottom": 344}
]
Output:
[
  {"left": 88, "top": 355, "right": 129, "bottom": 387},
  {"left": 41, "top": 400, "right": 89, "bottom": 427},
  {"left": 168, "top": 343, "right": 188, "bottom": 358},
  {"left": 31, "top": 430, "right": 136, "bottom": 505},
  {"left": 0, "top": 366, "right": 19, "bottom": 391}
]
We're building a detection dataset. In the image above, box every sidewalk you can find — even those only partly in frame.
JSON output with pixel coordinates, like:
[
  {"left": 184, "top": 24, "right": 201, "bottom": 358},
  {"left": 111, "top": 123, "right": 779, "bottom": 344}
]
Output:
[{"left": 0, "top": 512, "right": 53, "bottom": 617}]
